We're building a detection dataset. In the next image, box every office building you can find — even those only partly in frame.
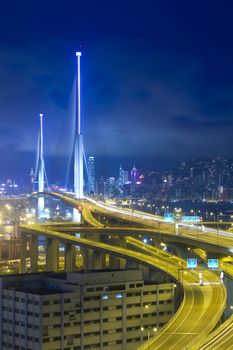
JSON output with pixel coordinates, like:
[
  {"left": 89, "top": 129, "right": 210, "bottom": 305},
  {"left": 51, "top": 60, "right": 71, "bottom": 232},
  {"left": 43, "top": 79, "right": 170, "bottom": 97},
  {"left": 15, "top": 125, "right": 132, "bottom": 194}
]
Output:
[
  {"left": 87, "top": 156, "right": 95, "bottom": 194},
  {"left": 131, "top": 166, "right": 139, "bottom": 185}
]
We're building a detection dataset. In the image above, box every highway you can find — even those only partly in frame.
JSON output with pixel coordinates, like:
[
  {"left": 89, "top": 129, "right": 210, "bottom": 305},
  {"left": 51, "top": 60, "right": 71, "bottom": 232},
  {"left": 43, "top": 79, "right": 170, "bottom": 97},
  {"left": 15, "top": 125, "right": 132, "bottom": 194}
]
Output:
[
  {"left": 17, "top": 192, "right": 233, "bottom": 349},
  {"left": 45, "top": 192, "right": 233, "bottom": 253},
  {"left": 20, "top": 223, "right": 226, "bottom": 350},
  {"left": 196, "top": 304, "right": 233, "bottom": 350},
  {"left": 125, "top": 236, "right": 226, "bottom": 350},
  {"left": 181, "top": 253, "right": 233, "bottom": 350}
]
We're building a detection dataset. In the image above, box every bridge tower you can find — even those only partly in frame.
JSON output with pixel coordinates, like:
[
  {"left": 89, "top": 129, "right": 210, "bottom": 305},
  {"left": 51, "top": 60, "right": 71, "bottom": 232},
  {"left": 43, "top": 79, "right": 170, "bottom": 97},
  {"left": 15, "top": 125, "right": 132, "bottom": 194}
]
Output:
[
  {"left": 37, "top": 113, "right": 45, "bottom": 220},
  {"left": 73, "top": 51, "right": 84, "bottom": 222},
  {"left": 74, "top": 51, "right": 84, "bottom": 199}
]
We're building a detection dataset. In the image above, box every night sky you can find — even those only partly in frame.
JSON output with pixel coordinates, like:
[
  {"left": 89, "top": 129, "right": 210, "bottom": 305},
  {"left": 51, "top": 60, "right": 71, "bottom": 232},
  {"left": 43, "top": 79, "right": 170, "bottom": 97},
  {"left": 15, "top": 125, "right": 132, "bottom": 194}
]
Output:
[{"left": 1, "top": 0, "right": 233, "bottom": 182}]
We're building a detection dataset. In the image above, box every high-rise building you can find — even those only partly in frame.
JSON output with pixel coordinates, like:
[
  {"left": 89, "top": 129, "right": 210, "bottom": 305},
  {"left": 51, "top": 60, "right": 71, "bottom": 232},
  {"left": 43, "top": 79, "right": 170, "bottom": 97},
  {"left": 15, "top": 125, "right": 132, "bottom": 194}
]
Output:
[
  {"left": 131, "top": 166, "right": 139, "bottom": 185},
  {"left": 87, "top": 156, "right": 95, "bottom": 193},
  {"left": 30, "top": 168, "right": 35, "bottom": 192},
  {"left": 117, "top": 166, "right": 125, "bottom": 193},
  {"left": 105, "top": 177, "right": 116, "bottom": 197},
  {"left": 123, "top": 170, "right": 129, "bottom": 184},
  {"left": 0, "top": 270, "right": 175, "bottom": 350}
]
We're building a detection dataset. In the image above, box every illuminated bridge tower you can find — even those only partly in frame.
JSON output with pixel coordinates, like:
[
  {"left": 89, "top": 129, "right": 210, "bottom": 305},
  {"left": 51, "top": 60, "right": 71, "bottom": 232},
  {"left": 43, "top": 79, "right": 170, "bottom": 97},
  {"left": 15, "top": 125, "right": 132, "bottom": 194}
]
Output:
[
  {"left": 37, "top": 113, "right": 45, "bottom": 220},
  {"left": 73, "top": 51, "right": 84, "bottom": 222}
]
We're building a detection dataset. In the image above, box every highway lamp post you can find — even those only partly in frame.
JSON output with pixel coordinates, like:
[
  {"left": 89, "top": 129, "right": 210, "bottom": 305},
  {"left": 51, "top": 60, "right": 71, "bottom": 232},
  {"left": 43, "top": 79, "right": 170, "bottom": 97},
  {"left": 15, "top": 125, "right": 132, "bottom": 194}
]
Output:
[
  {"left": 220, "top": 271, "right": 224, "bottom": 284},
  {"left": 140, "top": 326, "right": 157, "bottom": 341},
  {"left": 175, "top": 222, "right": 179, "bottom": 236},
  {"left": 199, "top": 272, "right": 203, "bottom": 286}
]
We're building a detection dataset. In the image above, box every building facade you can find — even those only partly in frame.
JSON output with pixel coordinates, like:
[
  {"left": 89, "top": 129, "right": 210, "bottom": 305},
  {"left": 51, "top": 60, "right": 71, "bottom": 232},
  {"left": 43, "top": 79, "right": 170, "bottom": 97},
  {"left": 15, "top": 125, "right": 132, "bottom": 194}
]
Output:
[{"left": 0, "top": 270, "right": 175, "bottom": 350}]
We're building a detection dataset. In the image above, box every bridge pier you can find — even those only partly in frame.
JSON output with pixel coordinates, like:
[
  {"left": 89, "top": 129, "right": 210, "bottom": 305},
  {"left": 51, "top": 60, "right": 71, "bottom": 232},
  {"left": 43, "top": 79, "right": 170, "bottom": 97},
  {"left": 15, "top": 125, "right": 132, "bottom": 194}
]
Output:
[
  {"left": 87, "top": 249, "right": 94, "bottom": 270},
  {"left": 46, "top": 238, "right": 59, "bottom": 272},
  {"left": 30, "top": 235, "right": 38, "bottom": 272},
  {"left": 65, "top": 243, "right": 76, "bottom": 272},
  {"left": 93, "top": 251, "right": 101, "bottom": 269},
  {"left": 101, "top": 253, "right": 108, "bottom": 268},
  {"left": 81, "top": 247, "right": 89, "bottom": 270},
  {"left": 108, "top": 237, "right": 119, "bottom": 269},
  {"left": 117, "top": 257, "right": 126, "bottom": 269},
  {"left": 86, "top": 249, "right": 102, "bottom": 270},
  {"left": 85, "top": 234, "right": 102, "bottom": 270},
  {"left": 19, "top": 231, "right": 27, "bottom": 273}
]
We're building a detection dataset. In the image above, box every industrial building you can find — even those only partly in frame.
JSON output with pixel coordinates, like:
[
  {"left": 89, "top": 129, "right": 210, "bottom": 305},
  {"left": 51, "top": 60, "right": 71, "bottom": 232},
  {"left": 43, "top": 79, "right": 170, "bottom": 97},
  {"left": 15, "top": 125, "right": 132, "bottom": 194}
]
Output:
[{"left": 0, "top": 270, "right": 175, "bottom": 350}]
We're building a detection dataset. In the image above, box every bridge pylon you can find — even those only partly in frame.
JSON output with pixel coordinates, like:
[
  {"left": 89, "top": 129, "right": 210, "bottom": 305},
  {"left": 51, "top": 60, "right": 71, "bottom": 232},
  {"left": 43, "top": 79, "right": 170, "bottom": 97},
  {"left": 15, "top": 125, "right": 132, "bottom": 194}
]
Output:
[
  {"left": 35, "top": 113, "right": 47, "bottom": 221},
  {"left": 73, "top": 51, "right": 84, "bottom": 222}
]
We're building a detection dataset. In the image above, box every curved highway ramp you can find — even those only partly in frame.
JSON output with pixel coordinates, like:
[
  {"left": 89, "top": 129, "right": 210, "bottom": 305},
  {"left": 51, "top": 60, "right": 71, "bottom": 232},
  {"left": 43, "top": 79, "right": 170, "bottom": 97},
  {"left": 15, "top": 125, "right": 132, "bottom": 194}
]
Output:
[
  {"left": 20, "top": 224, "right": 226, "bottom": 350},
  {"left": 125, "top": 236, "right": 226, "bottom": 350}
]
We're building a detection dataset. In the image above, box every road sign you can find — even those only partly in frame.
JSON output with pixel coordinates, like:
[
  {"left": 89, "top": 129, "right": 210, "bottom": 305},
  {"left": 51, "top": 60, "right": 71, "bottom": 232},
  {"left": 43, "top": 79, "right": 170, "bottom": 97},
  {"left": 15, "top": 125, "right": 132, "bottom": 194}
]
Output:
[
  {"left": 208, "top": 259, "right": 218, "bottom": 269},
  {"left": 181, "top": 216, "right": 200, "bottom": 223},
  {"left": 187, "top": 258, "right": 197, "bottom": 269},
  {"left": 164, "top": 213, "right": 175, "bottom": 223}
]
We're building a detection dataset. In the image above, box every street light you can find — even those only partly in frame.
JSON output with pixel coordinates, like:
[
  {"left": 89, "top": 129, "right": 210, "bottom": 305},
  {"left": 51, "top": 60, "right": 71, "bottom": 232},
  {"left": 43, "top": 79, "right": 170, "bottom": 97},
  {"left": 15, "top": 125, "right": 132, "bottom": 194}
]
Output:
[{"left": 141, "top": 326, "right": 157, "bottom": 340}]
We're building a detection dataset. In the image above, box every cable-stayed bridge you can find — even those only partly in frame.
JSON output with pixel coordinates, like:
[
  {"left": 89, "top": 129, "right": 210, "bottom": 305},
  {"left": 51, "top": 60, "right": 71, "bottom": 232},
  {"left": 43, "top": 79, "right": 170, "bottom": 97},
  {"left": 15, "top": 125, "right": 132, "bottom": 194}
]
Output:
[{"left": 2, "top": 51, "right": 233, "bottom": 349}]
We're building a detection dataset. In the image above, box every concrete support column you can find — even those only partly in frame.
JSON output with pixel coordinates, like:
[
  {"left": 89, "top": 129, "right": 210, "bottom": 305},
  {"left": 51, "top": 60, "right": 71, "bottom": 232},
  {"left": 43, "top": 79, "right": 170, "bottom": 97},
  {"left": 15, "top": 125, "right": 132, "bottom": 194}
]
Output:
[
  {"left": 85, "top": 234, "right": 101, "bottom": 270},
  {"left": 117, "top": 257, "right": 126, "bottom": 269},
  {"left": 81, "top": 247, "right": 89, "bottom": 271},
  {"left": 30, "top": 235, "right": 38, "bottom": 273},
  {"left": 101, "top": 253, "right": 108, "bottom": 268},
  {"left": 109, "top": 254, "right": 118, "bottom": 269},
  {"left": 117, "top": 236, "right": 127, "bottom": 269},
  {"left": 65, "top": 243, "right": 76, "bottom": 272},
  {"left": 108, "top": 237, "right": 119, "bottom": 269},
  {"left": 46, "top": 238, "right": 59, "bottom": 272},
  {"left": 88, "top": 249, "right": 94, "bottom": 270},
  {"left": 93, "top": 251, "right": 101, "bottom": 270},
  {"left": 20, "top": 231, "right": 27, "bottom": 273}
]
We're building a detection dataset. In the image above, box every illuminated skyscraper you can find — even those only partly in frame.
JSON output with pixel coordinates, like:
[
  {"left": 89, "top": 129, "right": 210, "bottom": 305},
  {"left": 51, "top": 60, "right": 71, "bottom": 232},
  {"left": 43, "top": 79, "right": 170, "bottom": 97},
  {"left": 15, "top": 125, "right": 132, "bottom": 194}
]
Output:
[
  {"left": 87, "top": 156, "right": 95, "bottom": 193},
  {"left": 131, "top": 165, "right": 139, "bottom": 185},
  {"left": 118, "top": 165, "right": 125, "bottom": 190},
  {"left": 105, "top": 177, "right": 116, "bottom": 197}
]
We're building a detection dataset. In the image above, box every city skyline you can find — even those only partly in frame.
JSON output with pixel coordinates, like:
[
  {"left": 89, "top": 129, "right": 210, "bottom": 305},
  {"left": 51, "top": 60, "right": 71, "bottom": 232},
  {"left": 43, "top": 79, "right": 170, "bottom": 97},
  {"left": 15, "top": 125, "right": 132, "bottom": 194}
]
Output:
[{"left": 1, "top": 1, "right": 233, "bottom": 180}]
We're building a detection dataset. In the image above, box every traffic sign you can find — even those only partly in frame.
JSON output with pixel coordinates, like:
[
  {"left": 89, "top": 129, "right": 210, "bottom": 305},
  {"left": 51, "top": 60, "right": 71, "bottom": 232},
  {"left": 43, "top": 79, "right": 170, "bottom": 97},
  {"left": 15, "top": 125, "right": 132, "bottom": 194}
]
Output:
[
  {"left": 208, "top": 259, "right": 218, "bottom": 269},
  {"left": 187, "top": 258, "right": 197, "bottom": 269},
  {"left": 164, "top": 213, "right": 175, "bottom": 223},
  {"left": 182, "top": 216, "right": 200, "bottom": 223}
]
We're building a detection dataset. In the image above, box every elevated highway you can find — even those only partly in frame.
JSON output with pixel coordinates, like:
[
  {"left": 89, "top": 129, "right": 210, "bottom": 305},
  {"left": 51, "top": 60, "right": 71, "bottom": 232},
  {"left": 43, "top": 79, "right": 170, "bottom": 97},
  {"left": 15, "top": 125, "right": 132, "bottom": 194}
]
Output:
[
  {"left": 14, "top": 191, "right": 233, "bottom": 349},
  {"left": 41, "top": 223, "right": 233, "bottom": 255},
  {"left": 124, "top": 237, "right": 226, "bottom": 350},
  {"left": 19, "top": 223, "right": 226, "bottom": 350},
  {"left": 45, "top": 192, "right": 233, "bottom": 254}
]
